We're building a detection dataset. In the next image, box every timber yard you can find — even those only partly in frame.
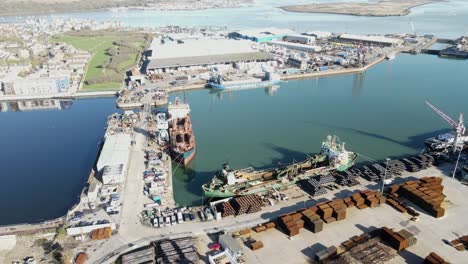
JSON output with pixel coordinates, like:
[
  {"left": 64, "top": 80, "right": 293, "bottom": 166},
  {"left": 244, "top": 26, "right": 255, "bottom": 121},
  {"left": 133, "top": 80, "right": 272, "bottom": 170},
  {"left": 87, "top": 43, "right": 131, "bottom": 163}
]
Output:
[{"left": 1, "top": 21, "right": 468, "bottom": 264}]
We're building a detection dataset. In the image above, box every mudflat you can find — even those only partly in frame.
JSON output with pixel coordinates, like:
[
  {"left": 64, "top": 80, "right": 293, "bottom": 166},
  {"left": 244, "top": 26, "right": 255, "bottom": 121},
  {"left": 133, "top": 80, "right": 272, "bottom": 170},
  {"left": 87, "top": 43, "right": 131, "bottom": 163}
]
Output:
[{"left": 280, "top": 0, "right": 445, "bottom": 17}]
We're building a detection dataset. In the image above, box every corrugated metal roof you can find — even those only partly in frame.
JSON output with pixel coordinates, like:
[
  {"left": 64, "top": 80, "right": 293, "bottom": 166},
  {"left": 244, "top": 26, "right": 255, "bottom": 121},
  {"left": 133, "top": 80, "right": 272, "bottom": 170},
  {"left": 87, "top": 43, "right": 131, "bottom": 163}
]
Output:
[
  {"left": 147, "top": 52, "right": 273, "bottom": 70},
  {"left": 219, "top": 234, "right": 242, "bottom": 254},
  {"left": 97, "top": 134, "right": 131, "bottom": 172}
]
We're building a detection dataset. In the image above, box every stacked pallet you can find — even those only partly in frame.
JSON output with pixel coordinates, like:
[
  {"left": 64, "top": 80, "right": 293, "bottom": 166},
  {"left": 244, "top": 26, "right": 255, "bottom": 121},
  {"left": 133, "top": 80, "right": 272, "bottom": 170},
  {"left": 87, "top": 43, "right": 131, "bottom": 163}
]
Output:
[
  {"left": 91, "top": 227, "right": 112, "bottom": 240},
  {"left": 424, "top": 252, "right": 449, "bottom": 264},
  {"left": 398, "top": 177, "right": 446, "bottom": 218},
  {"left": 300, "top": 208, "right": 324, "bottom": 233},
  {"left": 278, "top": 213, "right": 304, "bottom": 237},
  {"left": 215, "top": 202, "right": 236, "bottom": 217},
  {"left": 450, "top": 235, "right": 468, "bottom": 251},
  {"left": 380, "top": 227, "right": 411, "bottom": 251},
  {"left": 231, "top": 195, "right": 263, "bottom": 215}
]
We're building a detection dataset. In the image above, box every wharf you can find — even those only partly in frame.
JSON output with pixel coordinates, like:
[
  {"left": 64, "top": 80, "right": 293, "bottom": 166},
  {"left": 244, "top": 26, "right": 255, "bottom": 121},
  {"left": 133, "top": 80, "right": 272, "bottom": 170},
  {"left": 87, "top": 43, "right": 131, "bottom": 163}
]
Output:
[
  {"left": 88, "top": 163, "right": 468, "bottom": 264},
  {"left": 281, "top": 56, "right": 386, "bottom": 81},
  {"left": 0, "top": 91, "right": 117, "bottom": 102}
]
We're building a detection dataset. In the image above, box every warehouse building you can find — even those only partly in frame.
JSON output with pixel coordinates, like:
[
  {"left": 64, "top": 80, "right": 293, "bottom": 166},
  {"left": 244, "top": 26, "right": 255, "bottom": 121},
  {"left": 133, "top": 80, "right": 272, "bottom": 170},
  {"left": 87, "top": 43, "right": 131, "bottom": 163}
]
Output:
[
  {"left": 146, "top": 38, "right": 274, "bottom": 73},
  {"left": 269, "top": 40, "right": 322, "bottom": 53},
  {"left": 337, "top": 33, "right": 404, "bottom": 47},
  {"left": 219, "top": 234, "right": 243, "bottom": 261},
  {"left": 285, "top": 34, "right": 316, "bottom": 44},
  {"left": 228, "top": 28, "right": 294, "bottom": 43},
  {"left": 96, "top": 133, "right": 131, "bottom": 184}
]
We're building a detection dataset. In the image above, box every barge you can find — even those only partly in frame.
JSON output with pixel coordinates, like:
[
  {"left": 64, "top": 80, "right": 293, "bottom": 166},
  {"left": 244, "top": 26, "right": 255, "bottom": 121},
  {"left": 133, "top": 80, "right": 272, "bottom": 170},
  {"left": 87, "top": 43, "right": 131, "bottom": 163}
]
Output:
[{"left": 168, "top": 97, "right": 196, "bottom": 166}]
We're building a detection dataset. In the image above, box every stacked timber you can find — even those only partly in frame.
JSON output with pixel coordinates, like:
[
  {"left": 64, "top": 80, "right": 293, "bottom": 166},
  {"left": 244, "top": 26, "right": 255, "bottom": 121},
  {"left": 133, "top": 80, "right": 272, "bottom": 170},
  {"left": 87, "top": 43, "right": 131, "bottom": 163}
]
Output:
[
  {"left": 250, "top": 241, "right": 264, "bottom": 251},
  {"left": 300, "top": 208, "right": 323, "bottom": 233},
  {"left": 278, "top": 213, "right": 304, "bottom": 237},
  {"left": 396, "top": 229, "right": 417, "bottom": 247},
  {"left": 450, "top": 235, "right": 468, "bottom": 251},
  {"left": 231, "top": 195, "right": 263, "bottom": 215},
  {"left": 398, "top": 177, "right": 446, "bottom": 218},
  {"left": 424, "top": 252, "right": 449, "bottom": 264},
  {"left": 91, "top": 227, "right": 112, "bottom": 240},
  {"left": 351, "top": 192, "right": 367, "bottom": 209},
  {"left": 315, "top": 246, "right": 338, "bottom": 262},
  {"left": 380, "top": 227, "right": 411, "bottom": 251},
  {"left": 254, "top": 226, "right": 267, "bottom": 233},
  {"left": 215, "top": 202, "right": 236, "bottom": 217}
]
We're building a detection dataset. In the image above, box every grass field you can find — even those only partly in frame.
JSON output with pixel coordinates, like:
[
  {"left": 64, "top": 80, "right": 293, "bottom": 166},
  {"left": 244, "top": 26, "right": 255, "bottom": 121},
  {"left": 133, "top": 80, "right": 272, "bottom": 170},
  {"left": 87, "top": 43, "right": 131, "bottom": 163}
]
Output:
[{"left": 52, "top": 31, "right": 150, "bottom": 91}]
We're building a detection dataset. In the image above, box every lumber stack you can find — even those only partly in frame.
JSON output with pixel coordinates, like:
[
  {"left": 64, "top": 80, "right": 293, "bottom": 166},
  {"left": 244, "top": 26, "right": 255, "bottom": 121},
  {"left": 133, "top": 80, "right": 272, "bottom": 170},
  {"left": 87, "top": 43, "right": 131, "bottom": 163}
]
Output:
[
  {"left": 300, "top": 208, "right": 324, "bottom": 233},
  {"left": 450, "top": 235, "right": 468, "bottom": 251},
  {"left": 380, "top": 227, "right": 411, "bottom": 251},
  {"left": 231, "top": 195, "right": 263, "bottom": 215},
  {"left": 91, "top": 227, "right": 112, "bottom": 240},
  {"left": 424, "top": 252, "right": 449, "bottom": 264},
  {"left": 278, "top": 213, "right": 304, "bottom": 237},
  {"left": 398, "top": 177, "right": 446, "bottom": 218},
  {"left": 250, "top": 241, "right": 264, "bottom": 251}
]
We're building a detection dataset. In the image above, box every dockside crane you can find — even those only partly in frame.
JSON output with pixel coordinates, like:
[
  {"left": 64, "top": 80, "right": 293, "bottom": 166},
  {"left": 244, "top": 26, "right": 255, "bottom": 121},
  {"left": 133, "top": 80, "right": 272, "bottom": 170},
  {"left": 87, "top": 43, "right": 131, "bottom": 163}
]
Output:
[{"left": 425, "top": 101, "right": 465, "bottom": 153}]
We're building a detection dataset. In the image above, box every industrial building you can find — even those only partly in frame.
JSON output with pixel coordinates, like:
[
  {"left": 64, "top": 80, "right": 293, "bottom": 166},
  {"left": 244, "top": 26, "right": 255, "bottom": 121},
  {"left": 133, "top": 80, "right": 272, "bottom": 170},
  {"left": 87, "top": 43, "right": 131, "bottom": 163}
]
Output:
[
  {"left": 228, "top": 28, "right": 294, "bottom": 43},
  {"left": 285, "top": 34, "right": 316, "bottom": 44},
  {"left": 219, "top": 234, "right": 243, "bottom": 261},
  {"left": 303, "top": 31, "right": 332, "bottom": 39},
  {"left": 337, "top": 34, "right": 404, "bottom": 47},
  {"left": 146, "top": 38, "right": 274, "bottom": 73},
  {"left": 269, "top": 40, "right": 322, "bottom": 53},
  {"left": 96, "top": 133, "right": 131, "bottom": 185}
]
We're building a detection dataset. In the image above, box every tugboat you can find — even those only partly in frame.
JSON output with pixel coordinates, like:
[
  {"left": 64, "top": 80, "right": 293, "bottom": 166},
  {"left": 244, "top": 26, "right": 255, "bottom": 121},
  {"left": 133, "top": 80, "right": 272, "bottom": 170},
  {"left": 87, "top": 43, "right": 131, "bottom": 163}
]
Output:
[
  {"left": 202, "top": 135, "right": 357, "bottom": 198},
  {"left": 168, "top": 97, "right": 196, "bottom": 166}
]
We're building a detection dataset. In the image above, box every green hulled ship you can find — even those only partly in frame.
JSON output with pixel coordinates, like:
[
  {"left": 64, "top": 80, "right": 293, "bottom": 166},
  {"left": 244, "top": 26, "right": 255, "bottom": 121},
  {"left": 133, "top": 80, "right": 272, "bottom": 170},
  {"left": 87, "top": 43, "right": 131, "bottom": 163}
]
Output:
[{"left": 202, "top": 135, "right": 357, "bottom": 198}]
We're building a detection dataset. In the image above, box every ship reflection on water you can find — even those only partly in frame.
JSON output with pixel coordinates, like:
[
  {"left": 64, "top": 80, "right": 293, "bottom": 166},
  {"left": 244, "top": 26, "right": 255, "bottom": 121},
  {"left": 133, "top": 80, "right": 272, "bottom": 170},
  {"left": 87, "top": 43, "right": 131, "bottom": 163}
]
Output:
[{"left": 0, "top": 99, "right": 73, "bottom": 112}]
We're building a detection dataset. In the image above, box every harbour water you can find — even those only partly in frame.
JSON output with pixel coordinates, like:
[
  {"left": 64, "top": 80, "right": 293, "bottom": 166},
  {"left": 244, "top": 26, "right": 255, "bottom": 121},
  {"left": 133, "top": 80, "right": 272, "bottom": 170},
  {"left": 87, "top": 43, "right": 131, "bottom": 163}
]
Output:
[
  {"left": 0, "top": 98, "right": 118, "bottom": 225},
  {"left": 3, "top": 0, "right": 468, "bottom": 38},
  {"left": 0, "top": 54, "right": 466, "bottom": 225}
]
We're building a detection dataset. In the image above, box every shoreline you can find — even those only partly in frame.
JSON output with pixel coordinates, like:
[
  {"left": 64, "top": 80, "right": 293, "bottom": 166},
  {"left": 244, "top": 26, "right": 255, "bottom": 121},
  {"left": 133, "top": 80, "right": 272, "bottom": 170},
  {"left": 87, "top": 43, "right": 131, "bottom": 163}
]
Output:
[
  {"left": 280, "top": 0, "right": 445, "bottom": 17},
  {"left": 0, "top": 0, "right": 252, "bottom": 18}
]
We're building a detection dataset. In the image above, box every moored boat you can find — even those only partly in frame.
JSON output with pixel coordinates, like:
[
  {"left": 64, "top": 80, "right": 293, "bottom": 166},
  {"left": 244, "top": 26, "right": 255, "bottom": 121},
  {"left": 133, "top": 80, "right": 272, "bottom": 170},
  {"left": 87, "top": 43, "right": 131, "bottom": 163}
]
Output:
[
  {"left": 202, "top": 135, "right": 357, "bottom": 198},
  {"left": 168, "top": 97, "right": 196, "bottom": 166}
]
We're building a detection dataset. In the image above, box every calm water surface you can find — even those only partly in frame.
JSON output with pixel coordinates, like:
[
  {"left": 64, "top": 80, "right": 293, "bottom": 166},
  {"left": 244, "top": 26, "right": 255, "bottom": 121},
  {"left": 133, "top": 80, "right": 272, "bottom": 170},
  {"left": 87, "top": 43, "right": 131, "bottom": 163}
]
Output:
[
  {"left": 171, "top": 54, "right": 467, "bottom": 206},
  {"left": 0, "top": 98, "right": 118, "bottom": 225}
]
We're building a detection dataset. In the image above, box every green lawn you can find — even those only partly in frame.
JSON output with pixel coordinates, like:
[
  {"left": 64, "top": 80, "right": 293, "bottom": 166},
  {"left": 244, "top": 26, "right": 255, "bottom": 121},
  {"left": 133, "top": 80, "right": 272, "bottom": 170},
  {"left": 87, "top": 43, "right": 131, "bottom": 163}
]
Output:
[{"left": 52, "top": 31, "right": 150, "bottom": 91}]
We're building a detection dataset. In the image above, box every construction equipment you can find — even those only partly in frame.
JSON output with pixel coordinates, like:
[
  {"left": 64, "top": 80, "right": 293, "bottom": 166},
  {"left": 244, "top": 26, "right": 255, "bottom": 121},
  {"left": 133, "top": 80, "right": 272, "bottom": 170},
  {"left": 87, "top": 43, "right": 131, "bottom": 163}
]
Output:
[{"left": 425, "top": 101, "right": 466, "bottom": 153}]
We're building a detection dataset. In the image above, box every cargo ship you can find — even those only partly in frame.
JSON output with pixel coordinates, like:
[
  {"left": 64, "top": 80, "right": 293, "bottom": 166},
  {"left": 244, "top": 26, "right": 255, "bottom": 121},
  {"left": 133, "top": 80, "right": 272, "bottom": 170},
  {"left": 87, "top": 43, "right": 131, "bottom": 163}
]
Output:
[
  {"left": 209, "top": 72, "right": 281, "bottom": 90},
  {"left": 168, "top": 97, "right": 196, "bottom": 166},
  {"left": 202, "top": 135, "right": 357, "bottom": 198}
]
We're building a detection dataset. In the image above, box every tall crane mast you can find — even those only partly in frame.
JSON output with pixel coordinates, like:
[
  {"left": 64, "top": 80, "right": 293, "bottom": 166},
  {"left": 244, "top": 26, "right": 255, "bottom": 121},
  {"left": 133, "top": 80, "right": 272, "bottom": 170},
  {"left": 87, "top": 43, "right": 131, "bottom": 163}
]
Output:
[{"left": 425, "top": 101, "right": 465, "bottom": 153}]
